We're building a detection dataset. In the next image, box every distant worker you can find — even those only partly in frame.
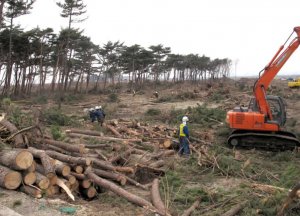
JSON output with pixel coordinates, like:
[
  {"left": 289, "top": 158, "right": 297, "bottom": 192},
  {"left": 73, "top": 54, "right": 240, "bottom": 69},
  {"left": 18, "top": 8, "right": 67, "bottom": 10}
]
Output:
[
  {"left": 95, "top": 106, "right": 106, "bottom": 126},
  {"left": 89, "top": 108, "right": 96, "bottom": 122},
  {"left": 153, "top": 91, "right": 159, "bottom": 98},
  {"left": 178, "top": 116, "right": 190, "bottom": 156}
]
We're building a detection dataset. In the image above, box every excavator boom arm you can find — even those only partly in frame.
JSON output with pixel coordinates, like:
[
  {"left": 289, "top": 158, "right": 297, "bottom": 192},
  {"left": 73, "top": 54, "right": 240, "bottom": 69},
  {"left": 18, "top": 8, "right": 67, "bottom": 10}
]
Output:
[{"left": 254, "top": 27, "right": 300, "bottom": 118}]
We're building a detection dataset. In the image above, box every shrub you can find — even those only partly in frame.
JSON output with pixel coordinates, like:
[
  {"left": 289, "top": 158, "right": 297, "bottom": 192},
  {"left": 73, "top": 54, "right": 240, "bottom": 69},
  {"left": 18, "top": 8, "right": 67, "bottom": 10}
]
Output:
[
  {"left": 50, "top": 125, "right": 63, "bottom": 140},
  {"left": 43, "top": 108, "right": 73, "bottom": 126},
  {"left": 145, "top": 108, "right": 161, "bottom": 116},
  {"left": 108, "top": 93, "right": 119, "bottom": 103}
]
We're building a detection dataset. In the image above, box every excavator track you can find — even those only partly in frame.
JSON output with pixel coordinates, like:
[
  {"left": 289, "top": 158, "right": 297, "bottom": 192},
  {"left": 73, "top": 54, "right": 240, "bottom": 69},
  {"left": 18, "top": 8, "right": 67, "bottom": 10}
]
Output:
[{"left": 227, "top": 130, "right": 300, "bottom": 151}]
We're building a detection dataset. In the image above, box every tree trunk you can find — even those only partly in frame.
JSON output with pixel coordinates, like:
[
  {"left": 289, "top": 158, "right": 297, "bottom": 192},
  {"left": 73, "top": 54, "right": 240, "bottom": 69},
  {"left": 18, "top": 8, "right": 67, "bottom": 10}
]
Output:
[
  {"left": 0, "top": 149, "right": 33, "bottom": 170},
  {"left": 66, "top": 128, "right": 103, "bottom": 137},
  {"left": 35, "top": 172, "right": 50, "bottom": 190},
  {"left": 53, "top": 160, "right": 71, "bottom": 177},
  {"left": 93, "top": 168, "right": 127, "bottom": 185},
  {"left": 42, "top": 139, "right": 88, "bottom": 154},
  {"left": 0, "top": 164, "right": 22, "bottom": 189},
  {"left": 81, "top": 186, "right": 97, "bottom": 199},
  {"left": 181, "top": 198, "right": 201, "bottom": 216},
  {"left": 151, "top": 178, "right": 168, "bottom": 215},
  {"left": 27, "top": 147, "right": 55, "bottom": 178},
  {"left": 85, "top": 168, "right": 156, "bottom": 209},
  {"left": 20, "top": 185, "right": 42, "bottom": 199},
  {"left": 0, "top": 120, "right": 24, "bottom": 148},
  {"left": 45, "top": 150, "right": 92, "bottom": 166},
  {"left": 22, "top": 171, "right": 36, "bottom": 185}
]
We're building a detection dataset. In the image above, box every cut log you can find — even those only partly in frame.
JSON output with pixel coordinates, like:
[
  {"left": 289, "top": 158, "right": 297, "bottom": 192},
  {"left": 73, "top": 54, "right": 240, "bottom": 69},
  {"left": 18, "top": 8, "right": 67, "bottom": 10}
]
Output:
[
  {"left": 104, "top": 124, "right": 122, "bottom": 138},
  {"left": 71, "top": 164, "right": 84, "bottom": 174},
  {"left": 151, "top": 150, "right": 175, "bottom": 159},
  {"left": 66, "top": 175, "right": 77, "bottom": 185},
  {"left": 70, "top": 172, "right": 86, "bottom": 180},
  {"left": 20, "top": 185, "right": 42, "bottom": 198},
  {"left": 0, "top": 119, "right": 24, "bottom": 148},
  {"left": 0, "top": 149, "right": 33, "bottom": 170},
  {"left": 35, "top": 163, "right": 57, "bottom": 185},
  {"left": 85, "top": 168, "right": 154, "bottom": 209},
  {"left": 27, "top": 147, "right": 56, "bottom": 178},
  {"left": 82, "top": 186, "right": 97, "bottom": 199},
  {"left": 118, "top": 125, "right": 140, "bottom": 136},
  {"left": 46, "top": 185, "right": 60, "bottom": 197},
  {"left": 123, "top": 175, "right": 149, "bottom": 190},
  {"left": 0, "top": 164, "right": 22, "bottom": 189},
  {"left": 94, "top": 149, "right": 108, "bottom": 161},
  {"left": 43, "top": 139, "right": 88, "bottom": 154},
  {"left": 181, "top": 198, "right": 201, "bottom": 216},
  {"left": 149, "top": 160, "right": 165, "bottom": 169},
  {"left": 151, "top": 178, "right": 168, "bottom": 215},
  {"left": 67, "top": 132, "right": 142, "bottom": 143},
  {"left": 109, "top": 149, "right": 134, "bottom": 163},
  {"left": 162, "top": 139, "right": 172, "bottom": 149},
  {"left": 26, "top": 160, "right": 36, "bottom": 172},
  {"left": 277, "top": 182, "right": 300, "bottom": 216},
  {"left": 93, "top": 168, "right": 127, "bottom": 185},
  {"left": 22, "top": 171, "right": 36, "bottom": 185},
  {"left": 66, "top": 128, "right": 103, "bottom": 137},
  {"left": 45, "top": 150, "right": 92, "bottom": 166},
  {"left": 81, "top": 179, "right": 92, "bottom": 189},
  {"left": 53, "top": 160, "right": 71, "bottom": 177},
  {"left": 221, "top": 201, "right": 247, "bottom": 216},
  {"left": 92, "top": 158, "right": 118, "bottom": 172},
  {"left": 35, "top": 172, "right": 50, "bottom": 190}
]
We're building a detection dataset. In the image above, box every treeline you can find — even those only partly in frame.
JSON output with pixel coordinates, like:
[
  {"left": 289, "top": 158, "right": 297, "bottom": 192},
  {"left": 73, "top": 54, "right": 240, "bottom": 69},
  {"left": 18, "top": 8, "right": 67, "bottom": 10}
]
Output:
[{"left": 0, "top": 0, "right": 231, "bottom": 97}]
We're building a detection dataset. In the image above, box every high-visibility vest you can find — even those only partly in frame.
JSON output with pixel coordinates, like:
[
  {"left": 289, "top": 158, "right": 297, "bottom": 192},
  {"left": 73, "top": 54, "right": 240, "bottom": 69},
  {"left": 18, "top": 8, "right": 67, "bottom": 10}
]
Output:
[{"left": 179, "top": 123, "right": 186, "bottom": 137}]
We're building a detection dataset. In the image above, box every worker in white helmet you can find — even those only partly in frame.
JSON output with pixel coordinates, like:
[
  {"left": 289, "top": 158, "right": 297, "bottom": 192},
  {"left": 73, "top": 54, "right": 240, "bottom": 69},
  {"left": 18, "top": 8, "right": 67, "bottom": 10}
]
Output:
[
  {"left": 94, "top": 106, "right": 106, "bottom": 126},
  {"left": 178, "top": 116, "right": 190, "bottom": 156},
  {"left": 89, "top": 108, "right": 96, "bottom": 122}
]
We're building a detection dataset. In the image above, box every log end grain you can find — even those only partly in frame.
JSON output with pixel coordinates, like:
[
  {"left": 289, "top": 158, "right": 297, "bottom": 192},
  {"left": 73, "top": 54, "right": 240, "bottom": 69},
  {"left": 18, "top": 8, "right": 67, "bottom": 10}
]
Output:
[
  {"left": 16, "top": 150, "right": 33, "bottom": 170},
  {"left": 62, "top": 166, "right": 71, "bottom": 177},
  {"left": 23, "top": 172, "right": 36, "bottom": 185},
  {"left": 5, "top": 171, "right": 22, "bottom": 189}
]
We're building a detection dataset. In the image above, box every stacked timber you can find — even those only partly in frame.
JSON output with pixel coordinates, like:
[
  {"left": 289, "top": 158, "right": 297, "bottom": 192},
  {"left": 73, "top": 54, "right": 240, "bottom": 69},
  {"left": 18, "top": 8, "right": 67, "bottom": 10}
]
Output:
[{"left": 0, "top": 118, "right": 181, "bottom": 215}]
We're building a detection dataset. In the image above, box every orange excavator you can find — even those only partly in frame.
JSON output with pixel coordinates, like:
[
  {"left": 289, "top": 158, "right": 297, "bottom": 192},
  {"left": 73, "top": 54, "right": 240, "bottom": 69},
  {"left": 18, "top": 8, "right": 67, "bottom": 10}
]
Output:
[{"left": 226, "top": 27, "right": 300, "bottom": 150}]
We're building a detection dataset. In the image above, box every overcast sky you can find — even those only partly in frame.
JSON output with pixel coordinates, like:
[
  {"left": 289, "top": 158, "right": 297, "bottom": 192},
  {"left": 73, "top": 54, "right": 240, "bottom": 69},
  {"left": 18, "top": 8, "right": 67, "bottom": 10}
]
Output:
[{"left": 15, "top": 0, "right": 300, "bottom": 77}]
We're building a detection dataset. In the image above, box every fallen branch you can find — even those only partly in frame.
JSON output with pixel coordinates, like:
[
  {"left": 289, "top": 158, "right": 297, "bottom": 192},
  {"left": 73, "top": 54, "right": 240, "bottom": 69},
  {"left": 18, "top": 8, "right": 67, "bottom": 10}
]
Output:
[
  {"left": 151, "top": 178, "right": 169, "bottom": 215},
  {"left": 181, "top": 198, "right": 201, "bottom": 216},
  {"left": 221, "top": 201, "right": 247, "bottom": 216}
]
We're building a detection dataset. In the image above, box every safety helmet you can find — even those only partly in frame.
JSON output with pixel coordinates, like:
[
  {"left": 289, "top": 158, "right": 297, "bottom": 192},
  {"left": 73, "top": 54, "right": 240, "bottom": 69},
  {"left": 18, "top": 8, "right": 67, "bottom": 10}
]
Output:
[
  {"left": 95, "top": 106, "right": 100, "bottom": 110},
  {"left": 89, "top": 108, "right": 95, "bottom": 111},
  {"left": 182, "top": 116, "right": 189, "bottom": 122}
]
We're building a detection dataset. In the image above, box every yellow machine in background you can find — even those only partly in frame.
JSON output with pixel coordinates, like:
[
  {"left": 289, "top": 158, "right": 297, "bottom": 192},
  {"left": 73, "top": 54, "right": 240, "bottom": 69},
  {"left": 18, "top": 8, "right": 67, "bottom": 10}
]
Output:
[{"left": 288, "top": 78, "right": 300, "bottom": 88}]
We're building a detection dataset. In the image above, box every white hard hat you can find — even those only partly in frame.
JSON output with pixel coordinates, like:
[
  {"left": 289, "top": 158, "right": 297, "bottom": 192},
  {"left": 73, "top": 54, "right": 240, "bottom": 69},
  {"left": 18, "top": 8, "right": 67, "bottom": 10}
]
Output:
[
  {"left": 99, "top": 106, "right": 102, "bottom": 109},
  {"left": 95, "top": 106, "right": 100, "bottom": 109},
  {"left": 182, "top": 116, "right": 189, "bottom": 122},
  {"left": 90, "top": 108, "right": 95, "bottom": 111}
]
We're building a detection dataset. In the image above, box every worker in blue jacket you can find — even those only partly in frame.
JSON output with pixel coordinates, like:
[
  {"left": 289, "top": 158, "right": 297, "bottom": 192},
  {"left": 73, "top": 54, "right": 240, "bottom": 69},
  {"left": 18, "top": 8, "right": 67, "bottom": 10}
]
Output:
[
  {"left": 89, "top": 108, "right": 96, "bottom": 122},
  {"left": 94, "top": 106, "right": 106, "bottom": 126},
  {"left": 178, "top": 116, "right": 190, "bottom": 156}
]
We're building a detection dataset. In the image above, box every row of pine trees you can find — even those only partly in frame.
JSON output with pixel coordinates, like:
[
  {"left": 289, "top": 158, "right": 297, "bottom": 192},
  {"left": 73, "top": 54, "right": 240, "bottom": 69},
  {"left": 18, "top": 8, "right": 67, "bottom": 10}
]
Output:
[{"left": 0, "top": 0, "right": 231, "bottom": 97}]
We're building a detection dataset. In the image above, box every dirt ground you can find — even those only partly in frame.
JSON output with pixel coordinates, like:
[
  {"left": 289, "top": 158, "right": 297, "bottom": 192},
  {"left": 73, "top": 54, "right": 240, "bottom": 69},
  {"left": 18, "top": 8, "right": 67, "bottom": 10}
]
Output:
[{"left": 1, "top": 78, "right": 300, "bottom": 216}]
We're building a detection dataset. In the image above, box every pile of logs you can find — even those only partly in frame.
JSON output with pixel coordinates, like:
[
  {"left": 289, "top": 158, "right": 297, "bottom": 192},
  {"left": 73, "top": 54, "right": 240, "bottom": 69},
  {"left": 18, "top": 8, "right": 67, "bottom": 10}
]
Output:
[{"left": 0, "top": 118, "right": 183, "bottom": 215}]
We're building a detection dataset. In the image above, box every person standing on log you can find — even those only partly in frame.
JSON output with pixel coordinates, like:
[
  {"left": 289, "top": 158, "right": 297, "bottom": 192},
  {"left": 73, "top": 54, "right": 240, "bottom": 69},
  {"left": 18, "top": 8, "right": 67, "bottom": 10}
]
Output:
[
  {"left": 89, "top": 108, "right": 96, "bottom": 122},
  {"left": 178, "top": 116, "right": 190, "bottom": 156},
  {"left": 95, "top": 106, "right": 106, "bottom": 126}
]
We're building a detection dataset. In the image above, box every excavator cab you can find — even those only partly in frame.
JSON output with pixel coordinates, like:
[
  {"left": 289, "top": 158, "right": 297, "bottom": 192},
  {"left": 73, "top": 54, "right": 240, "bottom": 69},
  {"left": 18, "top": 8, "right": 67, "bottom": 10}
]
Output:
[{"left": 248, "top": 96, "right": 287, "bottom": 127}]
